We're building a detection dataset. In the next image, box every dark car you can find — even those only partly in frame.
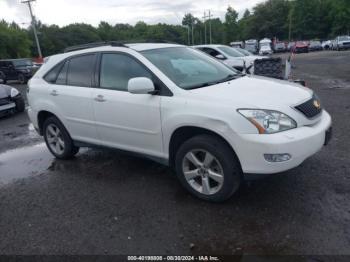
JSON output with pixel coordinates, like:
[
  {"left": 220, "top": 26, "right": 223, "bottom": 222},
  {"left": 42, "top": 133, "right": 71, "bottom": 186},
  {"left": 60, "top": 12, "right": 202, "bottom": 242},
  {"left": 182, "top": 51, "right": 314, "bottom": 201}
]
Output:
[
  {"left": 0, "top": 59, "right": 34, "bottom": 84},
  {"left": 294, "top": 41, "right": 309, "bottom": 53},
  {"left": 0, "top": 84, "right": 25, "bottom": 117}
]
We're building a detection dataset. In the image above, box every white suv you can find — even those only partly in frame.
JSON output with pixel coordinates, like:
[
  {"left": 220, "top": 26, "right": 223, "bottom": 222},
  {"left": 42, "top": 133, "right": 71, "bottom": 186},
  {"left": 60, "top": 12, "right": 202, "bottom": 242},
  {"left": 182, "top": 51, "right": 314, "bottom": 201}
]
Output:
[{"left": 27, "top": 42, "right": 332, "bottom": 202}]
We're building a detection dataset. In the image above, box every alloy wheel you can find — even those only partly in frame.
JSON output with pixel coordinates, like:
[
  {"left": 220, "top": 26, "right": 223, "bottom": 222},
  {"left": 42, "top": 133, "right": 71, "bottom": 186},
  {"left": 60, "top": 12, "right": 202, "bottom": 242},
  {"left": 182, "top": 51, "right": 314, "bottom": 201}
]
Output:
[
  {"left": 182, "top": 149, "right": 224, "bottom": 195},
  {"left": 46, "top": 123, "right": 65, "bottom": 155}
]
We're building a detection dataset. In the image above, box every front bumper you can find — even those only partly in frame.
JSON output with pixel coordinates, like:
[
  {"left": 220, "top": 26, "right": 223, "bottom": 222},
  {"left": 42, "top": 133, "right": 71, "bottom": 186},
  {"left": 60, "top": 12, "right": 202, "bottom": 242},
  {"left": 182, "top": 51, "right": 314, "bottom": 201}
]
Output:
[
  {"left": 0, "top": 102, "right": 16, "bottom": 116},
  {"left": 231, "top": 110, "right": 332, "bottom": 174}
]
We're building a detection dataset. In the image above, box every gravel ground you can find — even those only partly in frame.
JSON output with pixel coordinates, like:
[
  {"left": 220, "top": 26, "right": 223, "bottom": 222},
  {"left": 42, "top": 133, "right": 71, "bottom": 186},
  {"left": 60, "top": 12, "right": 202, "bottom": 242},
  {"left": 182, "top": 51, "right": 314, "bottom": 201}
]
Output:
[{"left": 0, "top": 50, "right": 349, "bottom": 256}]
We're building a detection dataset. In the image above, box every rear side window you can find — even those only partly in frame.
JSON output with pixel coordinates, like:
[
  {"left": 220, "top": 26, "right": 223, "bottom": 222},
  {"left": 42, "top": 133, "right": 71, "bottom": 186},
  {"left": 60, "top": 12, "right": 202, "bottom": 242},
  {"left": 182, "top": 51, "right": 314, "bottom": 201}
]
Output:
[
  {"left": 99, "top": 53, "right": 152, "bottom": 91},
  {"left": 56, "top": 61, "right": 69, "bottom": 85},
  {"left": 44, "top": 62, "right": 63, "bottom": 83},
  {"left": 67, "top": 54, "right": 95, "bottom": 87}
]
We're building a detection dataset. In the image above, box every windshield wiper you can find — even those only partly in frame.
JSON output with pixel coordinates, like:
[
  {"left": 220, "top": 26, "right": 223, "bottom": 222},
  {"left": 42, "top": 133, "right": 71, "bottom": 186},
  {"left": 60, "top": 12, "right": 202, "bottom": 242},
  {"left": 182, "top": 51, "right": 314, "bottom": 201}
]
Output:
[{"left": 185, "top": 74, "right": 243, "bottom": 90}]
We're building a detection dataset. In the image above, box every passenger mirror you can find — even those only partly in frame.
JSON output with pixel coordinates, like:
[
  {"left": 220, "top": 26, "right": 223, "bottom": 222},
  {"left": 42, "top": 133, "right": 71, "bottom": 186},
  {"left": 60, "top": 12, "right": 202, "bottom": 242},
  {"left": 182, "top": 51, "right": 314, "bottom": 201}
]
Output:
[
  {"left": 215, "top": 54, "right": 226, "bottom": 60},
  {"left": 128, "top": 77, "right": 156, "bottom": 95}
]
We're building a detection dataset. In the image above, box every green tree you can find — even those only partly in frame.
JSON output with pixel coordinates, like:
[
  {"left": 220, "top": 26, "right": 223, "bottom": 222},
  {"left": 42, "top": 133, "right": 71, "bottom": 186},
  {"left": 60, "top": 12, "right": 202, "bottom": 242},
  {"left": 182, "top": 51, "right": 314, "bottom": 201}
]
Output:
[{"left": 224, "top": 6, "right": 239, "bottom": 43}]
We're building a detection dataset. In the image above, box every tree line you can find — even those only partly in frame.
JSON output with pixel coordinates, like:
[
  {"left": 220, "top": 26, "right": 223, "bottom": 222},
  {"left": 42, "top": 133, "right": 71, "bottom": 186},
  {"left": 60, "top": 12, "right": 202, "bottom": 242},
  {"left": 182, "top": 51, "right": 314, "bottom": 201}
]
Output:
[{"left": 0, "top": 0, "right": 349, "bottom": 58}]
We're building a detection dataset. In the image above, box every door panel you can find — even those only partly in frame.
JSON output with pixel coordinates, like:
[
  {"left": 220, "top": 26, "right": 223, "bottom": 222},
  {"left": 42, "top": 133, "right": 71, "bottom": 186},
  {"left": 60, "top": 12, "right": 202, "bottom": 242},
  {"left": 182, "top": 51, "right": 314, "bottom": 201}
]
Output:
[
  {"left": 48, "top": 84, "right": 98, "bottom": 143},
  {"left": 92, "top": 52, "right": 163, "bottom": 157},
  {"left": 92, "top": 89, "right": 162, "bottom": 156},
  {"left": 47, "top": 54, "right": 99, "bottom": 143}
]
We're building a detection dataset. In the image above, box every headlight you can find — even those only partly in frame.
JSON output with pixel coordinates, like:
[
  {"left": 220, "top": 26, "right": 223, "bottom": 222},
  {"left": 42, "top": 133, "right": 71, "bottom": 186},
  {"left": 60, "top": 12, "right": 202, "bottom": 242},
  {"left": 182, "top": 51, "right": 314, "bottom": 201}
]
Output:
[
  {"left": 10, "top": 88, "right": 19, "bottom": 98},
  {"left": 238, "top": 109, "right": 297, "bottom": 134}
]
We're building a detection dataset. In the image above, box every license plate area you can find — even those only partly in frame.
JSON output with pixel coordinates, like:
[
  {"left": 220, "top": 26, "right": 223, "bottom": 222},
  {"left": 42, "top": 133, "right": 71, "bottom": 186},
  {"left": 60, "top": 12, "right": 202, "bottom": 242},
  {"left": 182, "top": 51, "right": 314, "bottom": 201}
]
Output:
[{"left": 324, "top": 127, "right": 332, "bottom": 146}]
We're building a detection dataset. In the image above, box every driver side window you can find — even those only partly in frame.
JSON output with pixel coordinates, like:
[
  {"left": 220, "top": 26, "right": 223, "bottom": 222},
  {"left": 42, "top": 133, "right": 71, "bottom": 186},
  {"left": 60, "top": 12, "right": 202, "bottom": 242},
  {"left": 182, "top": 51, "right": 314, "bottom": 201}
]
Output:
[
  {"left": 99, "top": 53, "right": 152, "bottom": 91},
  {"left": 201, "top": 48, "right": 222, "bottom": 58}
]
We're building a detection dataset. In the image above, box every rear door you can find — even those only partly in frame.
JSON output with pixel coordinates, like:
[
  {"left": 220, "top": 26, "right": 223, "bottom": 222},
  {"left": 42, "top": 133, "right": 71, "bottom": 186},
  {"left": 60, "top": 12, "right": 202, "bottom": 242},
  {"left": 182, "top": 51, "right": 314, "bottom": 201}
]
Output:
[
  {"left": 91, "top": 52, "right": 163, "bottom": 157},
  {"left": 46, "top": 54, "right": 99, "bottom": 144}
]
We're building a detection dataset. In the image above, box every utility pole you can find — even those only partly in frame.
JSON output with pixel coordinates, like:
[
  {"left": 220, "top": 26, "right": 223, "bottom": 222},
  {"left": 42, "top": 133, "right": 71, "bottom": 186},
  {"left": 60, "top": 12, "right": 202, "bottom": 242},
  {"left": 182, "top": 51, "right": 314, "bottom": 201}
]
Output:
[
  {"left": 192, "top": 21, "right": 194, "bottom": 45},
  {"left": 208, "top": 10, "right": 213, "bottom": 44},
  {"left": 202, "top": 11, "right": 207, "bottom": 44},
  {"left": 203, "top": 10, "right": 213, "bottom": 44},
  {"left": 187, "top": 25, "right": 190, "bottom": 45},
  {"left": 288, "top": 6, "right": 293, "bottom": 42},
  {"left": 22, "top": 0, "right": 42, "bottom": 58}
]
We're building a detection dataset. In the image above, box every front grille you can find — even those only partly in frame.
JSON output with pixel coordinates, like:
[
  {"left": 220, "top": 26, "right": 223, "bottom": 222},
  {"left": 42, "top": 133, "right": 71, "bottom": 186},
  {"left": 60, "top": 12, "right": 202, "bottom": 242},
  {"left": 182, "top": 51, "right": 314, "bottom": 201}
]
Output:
[
  {"left": 295, "top": 95, "right": 322, "bottom": 119},
  {"left": 0, "top": 97, "right": 11, "bottom": 106}
]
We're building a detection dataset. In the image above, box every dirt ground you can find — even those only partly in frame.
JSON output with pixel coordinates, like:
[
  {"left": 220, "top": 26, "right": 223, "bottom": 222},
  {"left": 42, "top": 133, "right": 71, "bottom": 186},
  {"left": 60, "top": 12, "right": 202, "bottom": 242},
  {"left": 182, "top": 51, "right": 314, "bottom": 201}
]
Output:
[{"left": 0, "top": 50, "right": 349, "bottom": 256}]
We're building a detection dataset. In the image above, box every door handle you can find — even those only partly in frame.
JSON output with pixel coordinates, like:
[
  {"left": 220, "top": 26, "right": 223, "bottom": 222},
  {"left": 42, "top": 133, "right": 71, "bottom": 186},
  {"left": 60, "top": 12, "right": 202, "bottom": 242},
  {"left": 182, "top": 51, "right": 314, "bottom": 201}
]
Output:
[
  {"left": 50, "top": 90, "right": 58, "bottom": 96},
  {"left": 94, "top": 95, "right": 106, "bottom": 102}
]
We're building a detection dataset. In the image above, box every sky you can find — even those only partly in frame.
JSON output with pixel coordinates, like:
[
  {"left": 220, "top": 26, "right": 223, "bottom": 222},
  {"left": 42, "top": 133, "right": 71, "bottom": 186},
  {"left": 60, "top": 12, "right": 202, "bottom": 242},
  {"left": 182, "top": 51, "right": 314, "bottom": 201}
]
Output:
[{"left": 0, "top": 0, "right": 265, "bottom": 27}]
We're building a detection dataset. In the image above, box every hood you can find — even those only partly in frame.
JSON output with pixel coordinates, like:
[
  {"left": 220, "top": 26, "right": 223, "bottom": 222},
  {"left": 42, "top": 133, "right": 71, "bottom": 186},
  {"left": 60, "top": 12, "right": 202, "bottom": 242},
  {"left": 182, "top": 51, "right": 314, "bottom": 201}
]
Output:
[
  {"left": 0, "top": 84, "right": 12, "bottom": 98},
  {"left": 250, "top": 55, "right": 268, "bottom": 60},
  {"left": 188, "top": 75, "right": 313, "bottom": 109},
  {"left": 223, "top": 58, "right": 244, "bottom": 68}
]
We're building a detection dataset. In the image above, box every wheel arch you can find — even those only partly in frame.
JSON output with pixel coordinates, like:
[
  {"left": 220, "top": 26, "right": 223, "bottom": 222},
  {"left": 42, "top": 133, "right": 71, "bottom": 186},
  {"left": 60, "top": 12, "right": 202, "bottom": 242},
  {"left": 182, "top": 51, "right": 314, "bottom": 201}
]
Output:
[
  {"left": 168, "top": 126, "right": 241, "bottom": 169},
  {"left": 37, "top": 110, "right": 58, "bottom": 135}
]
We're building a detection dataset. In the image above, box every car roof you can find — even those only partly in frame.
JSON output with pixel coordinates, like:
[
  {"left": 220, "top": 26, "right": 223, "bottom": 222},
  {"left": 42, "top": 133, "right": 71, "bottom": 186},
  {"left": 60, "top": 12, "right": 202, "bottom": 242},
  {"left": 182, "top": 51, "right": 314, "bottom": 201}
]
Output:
[
  {"left": 193, "top": 44, "right": 225, "bottom": 48},
  {"left": 47, "top": 43, "right": 184, "bottom": 65},
  {"left": 126, "top": 43, "right": 183, "bottom": 51},
  {"left": 0, "top": 58, "right": 31, "bottom": 62}
]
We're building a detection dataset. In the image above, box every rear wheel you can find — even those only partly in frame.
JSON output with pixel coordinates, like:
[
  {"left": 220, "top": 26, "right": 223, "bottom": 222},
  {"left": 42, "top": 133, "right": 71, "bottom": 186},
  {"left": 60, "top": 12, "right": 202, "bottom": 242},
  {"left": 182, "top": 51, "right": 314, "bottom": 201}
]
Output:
[
  {"left": 175, "top": 135, "right": 242, "bottom": 202},
  {"left": 43, "top": 116, "right": 79, "bottom": 159}
]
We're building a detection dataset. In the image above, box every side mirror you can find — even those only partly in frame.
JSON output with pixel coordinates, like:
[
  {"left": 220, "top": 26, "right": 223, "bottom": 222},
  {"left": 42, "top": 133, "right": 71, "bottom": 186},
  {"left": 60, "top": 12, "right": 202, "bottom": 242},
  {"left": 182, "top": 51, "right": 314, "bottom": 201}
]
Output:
[
  {"left": 215, "top": 54, "right": 226, "bottom": 60},
  {"left": 128, "top": 77, "right": 156, "bottom": 95}
]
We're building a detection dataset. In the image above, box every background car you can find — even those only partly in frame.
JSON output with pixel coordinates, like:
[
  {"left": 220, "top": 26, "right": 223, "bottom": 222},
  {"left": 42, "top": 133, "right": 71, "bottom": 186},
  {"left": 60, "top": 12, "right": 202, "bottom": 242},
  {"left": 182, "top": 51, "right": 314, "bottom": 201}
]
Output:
[
  {"left": 294, "top": 41, "right": 309, "bottom": 53},
  {"left": 309, "top": 40, "right": 323, "bottom": 51},
  {"left": 244, "top": 39, "right": 259, "bottom": 54},
  {"left": 335, "top": 35, "right": 350, "bottom": 50},
  {"left": 194, "top": 44, "right": 258, "bottom": 71},
  {"left": 274, "top": 42, "right": 286, "bottom": 53},
  {"left": 259, "top": 38, "right": 273, "bottom": 55},
  {"left": 0, "top": 84, "right": 25, "bottom": 117},
  {"left": 0, "top": 58, "right": 34, "bottom": 84},
  {"left": 322, "top": 40, "right": 332, "bottom": 50},
  {"left": 232, "top": 47, "right": 268, "bottom": 60}
]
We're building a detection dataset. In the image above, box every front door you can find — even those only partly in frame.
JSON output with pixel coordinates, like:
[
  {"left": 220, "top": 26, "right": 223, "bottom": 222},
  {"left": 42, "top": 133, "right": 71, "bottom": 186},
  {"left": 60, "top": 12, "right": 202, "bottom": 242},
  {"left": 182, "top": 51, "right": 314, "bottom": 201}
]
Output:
[{"left": 92, "top": 53, "right": 163, "bottom": 157}]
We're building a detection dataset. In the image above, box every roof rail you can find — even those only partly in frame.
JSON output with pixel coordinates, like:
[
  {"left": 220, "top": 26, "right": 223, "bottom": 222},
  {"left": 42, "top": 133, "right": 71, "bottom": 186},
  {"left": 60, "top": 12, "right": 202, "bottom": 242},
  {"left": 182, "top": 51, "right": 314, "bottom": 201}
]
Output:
[{"left": 63, "top": 41, "right": 127, "bottom": 53}]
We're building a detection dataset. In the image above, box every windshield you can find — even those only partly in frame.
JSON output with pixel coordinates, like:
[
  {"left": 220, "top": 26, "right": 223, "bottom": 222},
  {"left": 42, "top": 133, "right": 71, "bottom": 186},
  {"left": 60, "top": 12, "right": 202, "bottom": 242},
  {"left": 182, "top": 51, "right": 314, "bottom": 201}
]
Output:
[
  {"left": 12, "top": 59, "right": 32, "bottom": 67},
  {"left": 339, "top": 36, "right": 350, "bottom": 41},
  {"left": 217, "top": 46, "right": 245, "bottom": 57},
  {"left": 310, "top": 41, "right": 321, "bottom": 46},
  {"left": 235, "top": 48, "right": 252, "bottom": 56},
  {"left": 260, "top": 42, "right": 270, "bottom": 47},
  {"left": 141, "top": 47, "right": 239, "bottom": 90}
]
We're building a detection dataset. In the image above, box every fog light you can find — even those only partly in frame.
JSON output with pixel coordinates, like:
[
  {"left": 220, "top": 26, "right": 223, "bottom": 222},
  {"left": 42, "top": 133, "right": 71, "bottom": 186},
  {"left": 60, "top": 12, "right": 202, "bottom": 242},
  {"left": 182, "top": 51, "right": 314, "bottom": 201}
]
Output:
[{"left": 264, "top": 154, "right": 291, "bottom": 162}]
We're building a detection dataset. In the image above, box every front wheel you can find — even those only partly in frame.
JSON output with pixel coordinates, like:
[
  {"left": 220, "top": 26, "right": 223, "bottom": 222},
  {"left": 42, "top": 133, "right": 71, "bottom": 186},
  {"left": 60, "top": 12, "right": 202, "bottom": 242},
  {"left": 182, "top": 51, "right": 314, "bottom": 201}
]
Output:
[
  {"left": 175, "top": 135, "right": 242, "bottom": 202},
  {"left": 15, "top": 97, "right": 25, "bottom": 112},
  {"left": 43, "top": 116, "right": 79, "bottom": 159},
  {"left": 0, "top": 71, "right": 6, "bottom": 84},
  {"left": 18, "top": 74, "right": 27, "bottom": 84}
]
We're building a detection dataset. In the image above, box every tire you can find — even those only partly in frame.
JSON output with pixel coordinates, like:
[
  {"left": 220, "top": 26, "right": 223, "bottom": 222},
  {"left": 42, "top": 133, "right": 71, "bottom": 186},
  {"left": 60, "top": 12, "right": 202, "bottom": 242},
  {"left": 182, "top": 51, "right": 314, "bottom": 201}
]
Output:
[
  {"left": 43, "top": 116, "right": 79, "bottom": 159},
  {"left": 174, "top": 135, "right": 242, "bottom": 202},
  {"left": 15, "top": 97, "right": 25, "bottom": 113},
  {"left": 0, "top": 72, "right": 6, "bottom": 84},
  {"left": 18, "top": 74, "right": 27, "bottom": 84}
]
